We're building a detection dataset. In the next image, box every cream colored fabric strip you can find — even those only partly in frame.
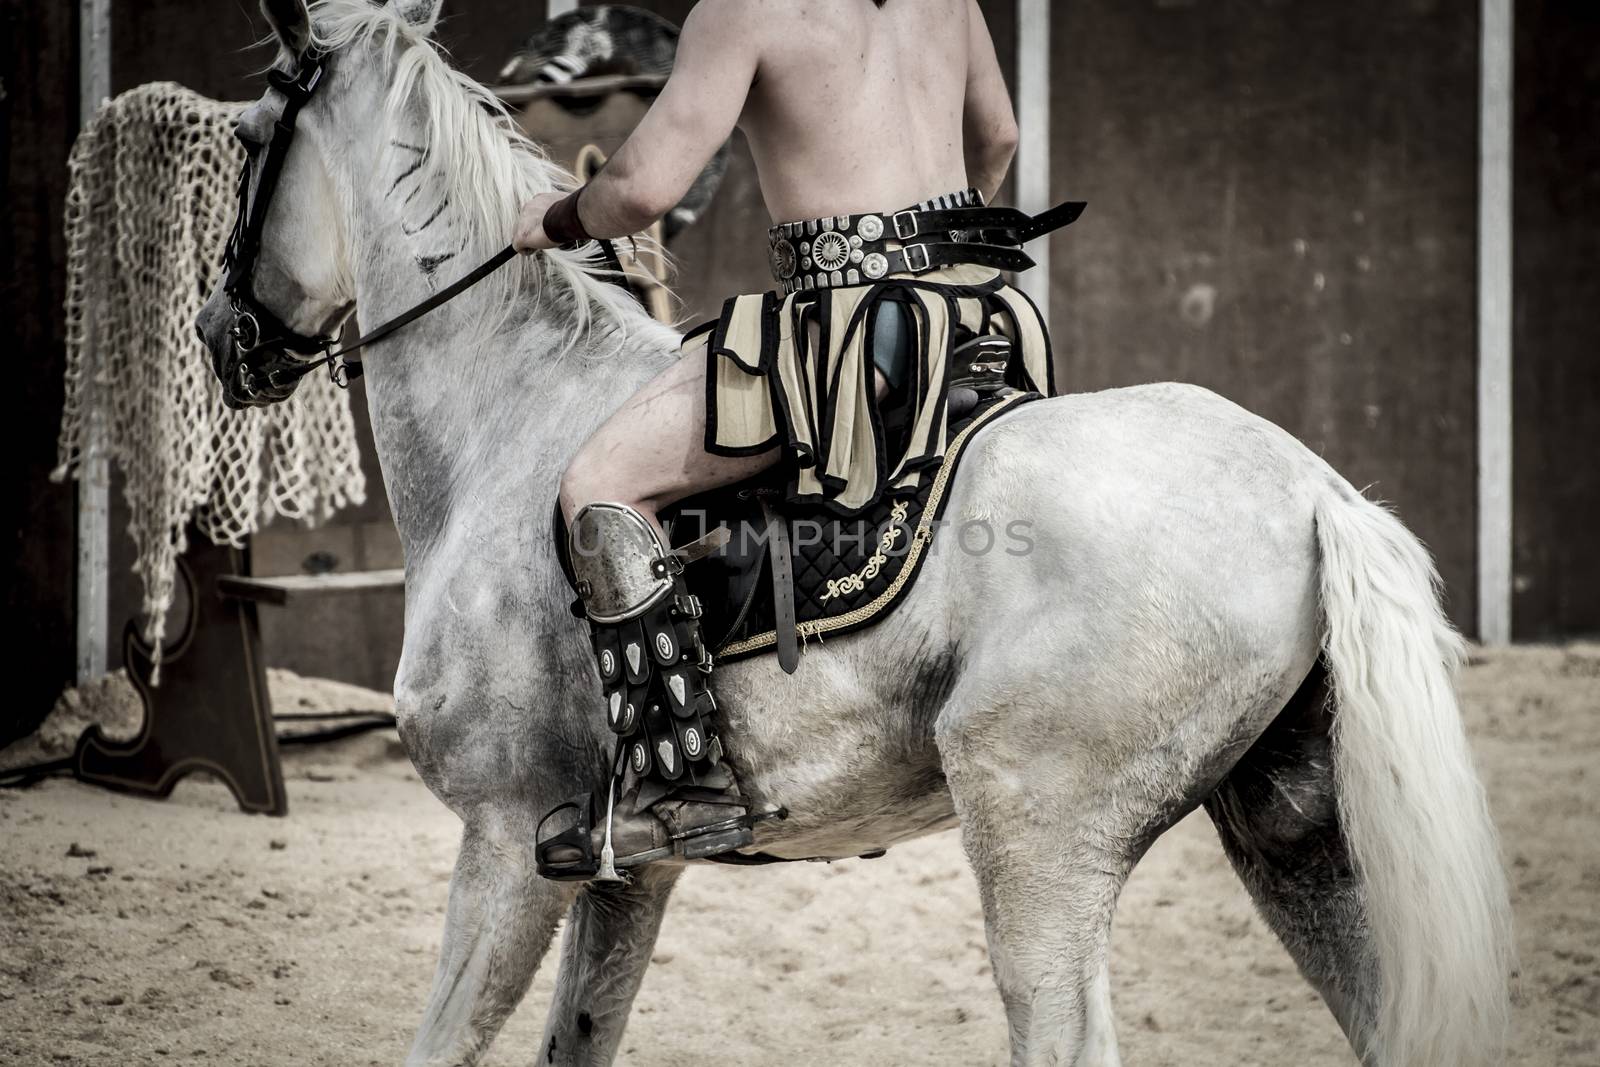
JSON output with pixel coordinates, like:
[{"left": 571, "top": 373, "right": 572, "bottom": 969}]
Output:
[
  {"left": 700, "top": 263, "right": 1051, "bottom": 512},
  {"left": 888, "top": 288, "right": 952, "bottom": 486},
  {"left": 719, "top": 293, "right": 768, "bottom": 373},
  {"left": 773, "top": 293, "right": 825, "bottom": 496},
  {"left": 819, "top": 288, "right": 880, "bottom": 510},
  {"left": 710, "top": 353, "right": 777, "bottom": 448},
  {"left": 956, "top": 295, "right": 986, "bottom": 335},
  {"left": 705, "top": 295, "right": 777, "bottom": 449},
  {"left": 990, "top": 284, "right": 1052, "bottom": 393}
]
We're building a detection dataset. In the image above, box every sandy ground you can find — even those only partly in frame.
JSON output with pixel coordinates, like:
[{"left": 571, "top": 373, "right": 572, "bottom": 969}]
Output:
[{"left": 1, "top": 647, "right": 1596, "bottom": 1066}]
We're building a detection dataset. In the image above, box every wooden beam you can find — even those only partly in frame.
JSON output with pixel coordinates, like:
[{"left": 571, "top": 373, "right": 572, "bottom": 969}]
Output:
[
  {"left": 493, "top": 72, "right": 668, "bottom": 103},
  {"left": 76, "top": 0, "right": 111, "bottom": 684},
  {"left": 217, "top": 569, "right": 407, "bottom": 607},
  {"left": 1015, "top": 0, "right": 1051, "bottom": 331},
  {"left": 1478, "top": 0, "right": 1513, "bottom": 644}
]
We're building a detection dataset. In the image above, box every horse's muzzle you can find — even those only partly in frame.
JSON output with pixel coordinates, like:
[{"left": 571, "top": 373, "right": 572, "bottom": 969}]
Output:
[{"left": 195, "top": 296, "right": 306, "bottom": 410}]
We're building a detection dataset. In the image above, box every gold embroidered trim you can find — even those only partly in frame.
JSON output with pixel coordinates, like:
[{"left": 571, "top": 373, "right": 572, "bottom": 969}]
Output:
[
  {"left": 718, "top": 392, "right": 1029, "bottom": 658},
  {"left": 819, "top": 501, "right": 910, "bottom": 603}
]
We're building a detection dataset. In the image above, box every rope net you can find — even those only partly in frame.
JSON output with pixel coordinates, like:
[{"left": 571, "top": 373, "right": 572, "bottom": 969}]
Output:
[{"left": 53, "top": 82, "right": 366, "bottom": 668}]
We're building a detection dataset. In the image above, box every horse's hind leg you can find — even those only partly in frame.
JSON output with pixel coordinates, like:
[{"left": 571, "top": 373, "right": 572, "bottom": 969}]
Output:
[
  {"left": 538, "top": 866, "right": 683, "bottom": 1066},
  {"left": 936, "top": 651, "right": 1313, "bottom": 1066},
  {"left": 938, "top": 709, "right": 1145, "bottom": 1067},
  {"left": 406, "top": 814, "right": 572, "bottom": 1067},
  {"left": 941, "top": 772, "right": 1132, "bottom": 1065},
  {"left": 1202, "top": 663, "right": 1381, "bottom": 1061}
]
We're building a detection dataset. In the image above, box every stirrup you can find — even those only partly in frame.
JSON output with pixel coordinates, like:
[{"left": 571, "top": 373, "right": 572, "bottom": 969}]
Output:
[
  {"left": 534, "top": 781, "right": 783, "bottom": 882},
  {"left": 534, "top": 790, "right": 604, "bottom": 882}
]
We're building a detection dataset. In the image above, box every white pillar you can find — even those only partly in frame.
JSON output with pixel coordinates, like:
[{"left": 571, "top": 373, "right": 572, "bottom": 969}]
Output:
[
  {"left": 1015, "top": 0, "right": 1051, "bottom": 331},
  {"left": 76, "top": 0, "right": 111, "bottom": 684},
  {"left": 1478, "top": 0, "right": 1513, "bottom": 645},
  {"left": 546, "top": 0, "right": 579, "bottom": 18}
]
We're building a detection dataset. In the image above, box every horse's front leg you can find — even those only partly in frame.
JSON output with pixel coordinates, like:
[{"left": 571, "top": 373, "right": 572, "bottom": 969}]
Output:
[
  {"left": 406, "top": 810, "right": 574, "bottom": 1067},
  {"left": 538, "top": 865, "right": 684, "bottom": 1066}
]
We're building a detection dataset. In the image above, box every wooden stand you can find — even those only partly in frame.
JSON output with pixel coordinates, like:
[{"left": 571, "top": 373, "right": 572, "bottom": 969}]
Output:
[
  {"left": 68, "top": 535, "right": 406, "bottom": 816},
  {"left": 72, "top": 538, "right": 288, "bottom": 815}
]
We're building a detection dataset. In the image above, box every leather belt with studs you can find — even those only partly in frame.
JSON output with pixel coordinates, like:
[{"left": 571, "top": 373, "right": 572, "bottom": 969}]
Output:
[{"left": 766, "top": 195, "right": 1088, "bottom": 294}]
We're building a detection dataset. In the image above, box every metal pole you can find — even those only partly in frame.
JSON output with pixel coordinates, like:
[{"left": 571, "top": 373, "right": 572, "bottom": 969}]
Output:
[
  {"left": 76, "top": 0, "right": 111, "bottom": 683},
  {"left": 1015, "top": 0, "right": 1051, "bottom": 331},
  {"left": 1478, "top": 0, "right": 1513, "bottom": 645}
]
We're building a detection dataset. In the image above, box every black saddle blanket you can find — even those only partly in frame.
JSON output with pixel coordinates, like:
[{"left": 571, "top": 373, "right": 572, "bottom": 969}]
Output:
[{"left": 664, "top": 389, "right": 1040, "bottom": 664}]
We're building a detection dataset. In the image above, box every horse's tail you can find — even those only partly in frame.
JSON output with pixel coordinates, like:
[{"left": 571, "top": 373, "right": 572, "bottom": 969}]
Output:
[{"left": 1313, "top": 489, "right": 1513, "bottom": 1066}]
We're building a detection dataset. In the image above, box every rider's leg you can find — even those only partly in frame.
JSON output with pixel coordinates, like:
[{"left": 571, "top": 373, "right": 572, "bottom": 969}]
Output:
[
  {"left": 541, "top": 332, "right": 895, "bottom": 880},
  {"left": 558, "top": 334, "right": 778, "bottom": 530},
  {"left": 541, "top": 336, "right": 777, "bottom": 880},
  {"left": 558, "top": 330, "right": 894, "bottom": 527}
]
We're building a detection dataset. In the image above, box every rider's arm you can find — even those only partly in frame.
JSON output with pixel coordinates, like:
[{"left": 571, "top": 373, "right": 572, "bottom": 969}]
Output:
[
  {"left": 962, "top": 0, "right": 1019, "bottom": 204},
  {"left": 557, "top": 0, "right": 758, "bottom": 240}
]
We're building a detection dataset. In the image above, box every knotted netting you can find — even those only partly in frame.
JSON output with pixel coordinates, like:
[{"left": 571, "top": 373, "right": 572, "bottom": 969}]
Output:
[{"left": 52, "top": 82, "right": 366, "bottom": 668}]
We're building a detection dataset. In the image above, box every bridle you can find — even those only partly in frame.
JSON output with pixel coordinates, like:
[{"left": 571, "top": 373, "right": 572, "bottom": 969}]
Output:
[
  {"left": 214, "top": 47, "right": 531, "bottom": 408},
  {"left": 217, "top": 49, "right": 346, "bottom": 407}
]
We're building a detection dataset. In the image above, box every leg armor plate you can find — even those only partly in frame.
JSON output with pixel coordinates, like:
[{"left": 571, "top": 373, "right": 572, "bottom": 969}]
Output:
[{"left": 569, "top": 503, "right": 722, "bottom": 789}]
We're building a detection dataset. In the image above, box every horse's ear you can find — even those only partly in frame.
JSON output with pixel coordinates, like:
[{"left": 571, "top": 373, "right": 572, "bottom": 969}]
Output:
[
  {"left": 261, "top": 0, "right": 312, "bottom": 56},
  {"left": 393, "top": 0, "right": 445, "bottom": 35}
]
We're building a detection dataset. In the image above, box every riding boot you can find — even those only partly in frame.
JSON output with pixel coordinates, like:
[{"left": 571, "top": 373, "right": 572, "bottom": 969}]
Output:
[{"left": 535, "top": 502, "right": 776, "bottom": 881}]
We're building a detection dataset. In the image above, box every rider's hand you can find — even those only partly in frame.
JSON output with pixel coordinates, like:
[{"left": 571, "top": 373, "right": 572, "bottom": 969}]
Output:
[{"left": 513, "top": 191, "right": 567, "bottom": 253}]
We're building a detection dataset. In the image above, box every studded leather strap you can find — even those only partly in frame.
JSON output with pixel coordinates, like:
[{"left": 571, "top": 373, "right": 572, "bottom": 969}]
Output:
[{"left": 766, "top": 196, "right": 1086, "bottom": 293}]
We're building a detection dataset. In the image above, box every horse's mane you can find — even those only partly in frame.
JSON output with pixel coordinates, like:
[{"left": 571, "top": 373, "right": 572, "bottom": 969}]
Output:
[{"left": 304, "top": 0, "right": 647, "bottom": 353}]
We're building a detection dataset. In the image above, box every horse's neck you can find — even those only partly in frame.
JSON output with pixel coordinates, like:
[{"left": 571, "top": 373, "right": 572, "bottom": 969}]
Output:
[{"left": 335, "top": 138, "right": 667, "bottom": 562}]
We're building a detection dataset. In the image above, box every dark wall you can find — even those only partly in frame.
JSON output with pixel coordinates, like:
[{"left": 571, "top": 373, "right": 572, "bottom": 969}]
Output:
[
  {"left": 1, "top": 0, "right": 79, "bottom": 741},
  {"left": 5, "top": 1, "right": 1596, "bottom": 727},
  {"left": 1512, "top": 0, "right": 1600, "bottom": 639},
  {"left": 1049, "top": 1, "right": 1482, "bottom": 630},
  {"left": 109, "top": 0, "right": 540, "bottom": 97}
]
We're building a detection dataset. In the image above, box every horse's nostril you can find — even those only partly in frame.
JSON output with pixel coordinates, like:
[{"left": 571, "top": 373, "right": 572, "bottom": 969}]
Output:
[{"left": 195, "top": 322, "right": 205, "bottom": 344}]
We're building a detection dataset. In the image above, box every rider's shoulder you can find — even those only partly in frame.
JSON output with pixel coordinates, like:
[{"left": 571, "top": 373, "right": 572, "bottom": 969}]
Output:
[
  {"left": 682, "top": 0, "right": 788, "bottom": 41},
  {"left": 684, "top": 0, "right": 768, "bottom": 30}
]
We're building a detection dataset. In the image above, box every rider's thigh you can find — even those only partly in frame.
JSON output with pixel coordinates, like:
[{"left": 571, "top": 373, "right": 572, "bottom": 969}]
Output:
[{"left": 559, "top": 337, "right": 779, "bottom": 522}]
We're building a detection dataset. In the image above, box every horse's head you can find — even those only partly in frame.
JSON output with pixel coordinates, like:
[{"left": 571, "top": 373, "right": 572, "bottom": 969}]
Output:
[{"left": 197, "top": 0, "right": 443, "bottom": 408}]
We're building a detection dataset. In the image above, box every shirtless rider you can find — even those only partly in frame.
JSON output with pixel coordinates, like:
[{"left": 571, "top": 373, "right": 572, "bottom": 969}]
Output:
[{"left": 514, "top": 0, "right": 1071, "bottom": 881}]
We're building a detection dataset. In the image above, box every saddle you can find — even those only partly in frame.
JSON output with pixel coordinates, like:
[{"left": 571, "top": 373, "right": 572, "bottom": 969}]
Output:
[
  {"left": 553, "top": 337, "right": 1041, "bottom": 672},
  {"left": 664, "top": 383, "right": 1037, "bottom": 671}
]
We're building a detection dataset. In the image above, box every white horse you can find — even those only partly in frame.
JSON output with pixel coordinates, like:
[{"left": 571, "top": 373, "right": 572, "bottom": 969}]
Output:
[{"left": 197, "top": 2, "right": 1513, "bottom": 1064}]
